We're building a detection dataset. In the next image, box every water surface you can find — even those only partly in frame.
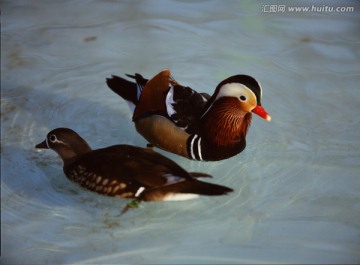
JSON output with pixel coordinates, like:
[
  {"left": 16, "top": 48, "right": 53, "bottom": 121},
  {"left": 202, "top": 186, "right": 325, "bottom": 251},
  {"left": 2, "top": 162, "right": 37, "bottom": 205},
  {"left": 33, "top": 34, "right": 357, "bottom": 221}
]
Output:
[{"left": 1, "top": 0, "right": 360, "bottom": 264}]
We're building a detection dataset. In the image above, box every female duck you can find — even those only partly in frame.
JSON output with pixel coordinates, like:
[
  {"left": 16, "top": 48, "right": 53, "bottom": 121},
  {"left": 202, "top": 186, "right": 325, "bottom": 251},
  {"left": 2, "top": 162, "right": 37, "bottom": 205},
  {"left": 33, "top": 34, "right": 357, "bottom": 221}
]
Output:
[{"left": 35, "top": 128, "right": 233, "bottom": 201}]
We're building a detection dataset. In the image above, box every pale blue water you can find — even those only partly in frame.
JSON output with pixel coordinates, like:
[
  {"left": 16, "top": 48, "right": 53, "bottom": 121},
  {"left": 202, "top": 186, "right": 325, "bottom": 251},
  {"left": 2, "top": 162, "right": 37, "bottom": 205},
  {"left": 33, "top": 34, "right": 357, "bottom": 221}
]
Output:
[{"left": 1, "top": 0, "right": 360, "bottom": 264}]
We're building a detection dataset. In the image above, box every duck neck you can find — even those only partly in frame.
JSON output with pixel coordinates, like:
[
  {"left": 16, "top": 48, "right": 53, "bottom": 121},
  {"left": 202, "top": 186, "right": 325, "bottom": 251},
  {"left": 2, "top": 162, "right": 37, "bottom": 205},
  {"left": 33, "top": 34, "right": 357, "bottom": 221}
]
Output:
[
  {"left": 58, "top": 142, "right": 92, "bottom": 166},
  {"left": 201, "top": 97, "right": 252, "bottom": 147}
]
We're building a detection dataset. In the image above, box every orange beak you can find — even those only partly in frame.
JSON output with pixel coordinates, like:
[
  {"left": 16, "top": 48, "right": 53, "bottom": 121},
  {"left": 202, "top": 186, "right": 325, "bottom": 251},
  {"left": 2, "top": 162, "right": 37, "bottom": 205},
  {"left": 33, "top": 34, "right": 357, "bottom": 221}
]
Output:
[{"left": 252, "top": 105, "right": 271, "bottom": 122}]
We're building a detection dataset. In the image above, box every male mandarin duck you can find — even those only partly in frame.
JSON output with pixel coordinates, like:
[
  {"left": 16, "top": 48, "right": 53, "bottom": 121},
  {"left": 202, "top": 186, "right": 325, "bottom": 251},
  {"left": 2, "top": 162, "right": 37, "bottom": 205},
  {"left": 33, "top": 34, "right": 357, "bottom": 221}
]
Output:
[
  {"left": 106, "top": 69, "right": 271, "bottom": 161},
  {"left": 35, "top": 128, "right": 233, "bottom": 202}
]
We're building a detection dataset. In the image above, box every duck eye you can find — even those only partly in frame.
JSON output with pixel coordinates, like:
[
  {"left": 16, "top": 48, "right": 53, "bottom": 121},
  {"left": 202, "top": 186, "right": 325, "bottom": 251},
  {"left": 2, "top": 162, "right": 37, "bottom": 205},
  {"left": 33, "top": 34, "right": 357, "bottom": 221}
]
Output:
[
  {"left": 240, "top": 95, "right": 247, "bottom": 101},
  {"left": 49, "top": 135, "right": 57, "bottom": 143}
]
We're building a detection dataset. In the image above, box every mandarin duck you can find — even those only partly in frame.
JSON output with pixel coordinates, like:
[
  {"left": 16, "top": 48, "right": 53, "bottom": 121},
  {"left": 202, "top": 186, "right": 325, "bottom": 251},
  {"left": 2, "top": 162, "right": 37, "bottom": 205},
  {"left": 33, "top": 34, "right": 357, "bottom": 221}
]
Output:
[
  {"left": 35, "top": 128, "right": 233, "bottom": 202},
  {"left": 106, "top": 69, "right": 271, "bottom": 161}
]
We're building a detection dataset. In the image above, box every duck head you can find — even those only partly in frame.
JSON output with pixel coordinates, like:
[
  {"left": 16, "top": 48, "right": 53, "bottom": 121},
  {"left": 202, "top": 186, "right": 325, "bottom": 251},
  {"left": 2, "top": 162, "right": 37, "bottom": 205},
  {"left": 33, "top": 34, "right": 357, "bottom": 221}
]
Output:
[
  {"left": 203, "top": 74, "right": 271, "bottom": 121},
  {"left": 35, "top": 128, "right": 92, "bottom": 162},
  {"left": 200, "top": 75, "right": 271, "bottom": 147}
]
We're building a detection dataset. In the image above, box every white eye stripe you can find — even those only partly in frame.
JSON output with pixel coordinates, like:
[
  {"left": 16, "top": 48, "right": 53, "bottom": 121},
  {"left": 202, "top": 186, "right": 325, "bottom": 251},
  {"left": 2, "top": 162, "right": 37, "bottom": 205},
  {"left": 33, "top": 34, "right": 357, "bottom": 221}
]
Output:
[
  {"left": 49, "top": 135, "right": 57, "bottom": 142},
  {"left": 48, "top": 134, "right": 68, "bottom": 146}
]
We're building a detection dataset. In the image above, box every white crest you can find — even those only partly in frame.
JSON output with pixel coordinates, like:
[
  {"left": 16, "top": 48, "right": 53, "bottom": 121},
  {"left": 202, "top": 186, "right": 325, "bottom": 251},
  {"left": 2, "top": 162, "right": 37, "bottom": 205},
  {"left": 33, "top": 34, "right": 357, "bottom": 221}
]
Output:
[
  {"left": 215, "top": 83, "right": 256, "bottom": 100},
  {"left": 201, "top": 83, "right": 255, "bottom": 119}
]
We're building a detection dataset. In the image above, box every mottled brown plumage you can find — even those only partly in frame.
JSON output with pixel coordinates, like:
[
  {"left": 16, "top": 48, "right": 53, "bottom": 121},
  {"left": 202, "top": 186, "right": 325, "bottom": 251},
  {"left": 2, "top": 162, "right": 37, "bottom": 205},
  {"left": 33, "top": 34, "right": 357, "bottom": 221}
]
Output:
[{"left": 35, "top": 128, "right": 233, "bottom": 201}]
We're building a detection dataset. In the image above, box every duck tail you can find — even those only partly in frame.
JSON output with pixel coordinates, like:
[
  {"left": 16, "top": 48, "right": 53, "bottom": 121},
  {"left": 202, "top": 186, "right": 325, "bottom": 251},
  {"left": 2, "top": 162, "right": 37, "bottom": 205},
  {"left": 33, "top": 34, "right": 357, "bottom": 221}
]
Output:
[
  {"left": 125, "top": 73, "right": 148, "bottom": 100},
  {"left": 106, "top": 73, "right": 147, "bottom": 106},
  {"left": 177, "top": 179, "right": 233, "bottom": 196},
  {"left": 141, "top": 180, "right": 233, "bottom": 201},
  {"left": 190, "top": 172, "right": 212, "bottom": 178}
]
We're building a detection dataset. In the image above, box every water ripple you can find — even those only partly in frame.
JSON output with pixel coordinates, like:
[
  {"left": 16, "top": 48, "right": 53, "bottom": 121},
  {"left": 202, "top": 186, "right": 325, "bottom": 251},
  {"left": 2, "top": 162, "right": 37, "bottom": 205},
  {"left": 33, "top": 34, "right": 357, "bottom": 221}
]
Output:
[{"left": 2, "top": 0, "right": 360, "bottom": 264}]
